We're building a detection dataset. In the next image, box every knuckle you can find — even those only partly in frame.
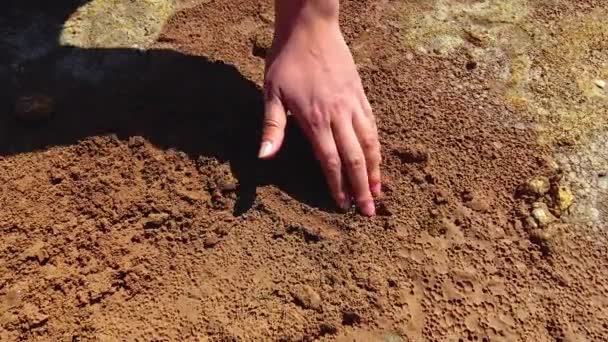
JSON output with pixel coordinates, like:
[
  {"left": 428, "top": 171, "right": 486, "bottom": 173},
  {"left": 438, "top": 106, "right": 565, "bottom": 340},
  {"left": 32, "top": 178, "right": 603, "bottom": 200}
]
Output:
[
  {"left": 324, "top": 154, "right": 342, "bottom": 173},
  {"left": 360, "top": 134, "right": 379, "bottom": 150},
  {"left": 329, "top": 100, "right": 343, "bottom": 116},
  {"left": 345, "top": 155, "right": 365, "bottom": 169},
  {"left": 264, "top": 118, "right": 283, "bottom": 128},
  {"left": 309, "top": 109, "right": 328, "bottom": 130},
  {"left": 326, "top": 96, "right": 351, "bottom": 117}
]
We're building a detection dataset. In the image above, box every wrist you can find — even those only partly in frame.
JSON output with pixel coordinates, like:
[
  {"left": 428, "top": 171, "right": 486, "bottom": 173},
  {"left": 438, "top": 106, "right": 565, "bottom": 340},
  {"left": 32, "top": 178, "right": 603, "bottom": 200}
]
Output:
[{"left": 274, "top": 0, "right": 340, "bottom": 42}]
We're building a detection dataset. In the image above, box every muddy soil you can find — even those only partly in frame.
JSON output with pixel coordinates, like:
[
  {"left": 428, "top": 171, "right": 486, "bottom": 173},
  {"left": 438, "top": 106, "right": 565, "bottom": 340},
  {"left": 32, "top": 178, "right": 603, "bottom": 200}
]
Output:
[{"left": 1, "top": 1, "right": 607, "bottom": 341}]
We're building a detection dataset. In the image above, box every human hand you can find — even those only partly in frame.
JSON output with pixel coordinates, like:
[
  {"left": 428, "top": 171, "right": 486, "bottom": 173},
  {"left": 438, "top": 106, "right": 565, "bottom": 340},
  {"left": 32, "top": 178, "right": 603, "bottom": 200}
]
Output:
[{"left": 258, "top": 1, "right": 381, "bottom": 216}]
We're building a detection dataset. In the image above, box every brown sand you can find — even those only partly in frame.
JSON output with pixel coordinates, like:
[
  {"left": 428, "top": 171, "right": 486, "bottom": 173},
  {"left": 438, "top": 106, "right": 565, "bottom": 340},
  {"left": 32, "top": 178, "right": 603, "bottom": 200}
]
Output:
[{"left": 1, "top": 0, "right": 607, "bottom": 341}]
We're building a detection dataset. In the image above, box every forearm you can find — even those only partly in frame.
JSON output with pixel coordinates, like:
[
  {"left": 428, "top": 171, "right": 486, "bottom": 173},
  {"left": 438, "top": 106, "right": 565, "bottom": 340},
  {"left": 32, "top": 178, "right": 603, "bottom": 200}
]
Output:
[{"left": 274, "top": 0, "right": 340, "bottom": 41}]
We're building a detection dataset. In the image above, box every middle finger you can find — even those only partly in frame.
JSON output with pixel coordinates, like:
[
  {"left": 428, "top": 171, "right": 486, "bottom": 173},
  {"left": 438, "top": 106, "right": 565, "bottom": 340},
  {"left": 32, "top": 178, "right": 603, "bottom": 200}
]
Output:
[{"left": 332, "top": 117, "right": 375, "bottom": 216}]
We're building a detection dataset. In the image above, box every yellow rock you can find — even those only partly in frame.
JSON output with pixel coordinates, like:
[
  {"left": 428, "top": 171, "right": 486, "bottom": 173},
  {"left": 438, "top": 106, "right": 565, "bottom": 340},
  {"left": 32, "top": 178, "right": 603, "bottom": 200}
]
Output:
[
  {"left": 556, "top": 186, "right": 574, "bottom": 211},
  {"left": 60, "top": 0, "right": 175, "bottom": 49},
  {"left": 525, "top": 177, "right": 550, "bottom": 196},
  {"left": 531, "top": 202, "right": 555, "bottom": 226}
]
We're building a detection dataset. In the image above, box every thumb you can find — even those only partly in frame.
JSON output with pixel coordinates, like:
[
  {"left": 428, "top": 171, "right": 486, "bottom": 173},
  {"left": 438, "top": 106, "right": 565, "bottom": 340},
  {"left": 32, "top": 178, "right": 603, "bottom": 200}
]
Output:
[{"left": 258, "top": 94, "right": 287, "bottom": 159}]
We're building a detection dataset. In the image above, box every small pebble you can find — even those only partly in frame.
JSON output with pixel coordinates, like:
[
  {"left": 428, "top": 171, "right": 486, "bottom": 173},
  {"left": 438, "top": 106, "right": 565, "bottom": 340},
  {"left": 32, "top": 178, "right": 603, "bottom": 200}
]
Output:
[
  {"left": 462, "top": 191, "right": 490, "bottom": 212},
  {"left": 204, "top": 235, "right": 220, "bottom": 248},
  {"left": 594, "top": 79, "right": 606, "bottom": 89},
  {"left": 531, "top": 203, "right": 555, "bottom": 226},
  {"left": 144, "top": 213, "right": 170, "bottom": 229},
  {"left": 292, "top": 285, "right": 322, "bottom": 310},
  {"left": 394, "top": 144, "right": 429, "bottom": 164},
  {"left": 429, "top": 208, "right": 440, "bottom": 218},
  {"left": 433, "top": 189, "right": 449, "bottom": 205},
  {"left": 555, "top": 186, "right": 574, "bottom": 211},
  {"left": 375, "top": 200, "right": 393, "bottom": 216},
  {"left": 219, "top": 180, "right": 238, "bottom": 192},
  {"left": 524, "top": 177, "right": 550, "bottom": 196},
  {"left": 23, "top": 241, "right": 49, "bottom": 264},
  {"left": 342, "top": 311, "right": 362, "bottom": 326}
]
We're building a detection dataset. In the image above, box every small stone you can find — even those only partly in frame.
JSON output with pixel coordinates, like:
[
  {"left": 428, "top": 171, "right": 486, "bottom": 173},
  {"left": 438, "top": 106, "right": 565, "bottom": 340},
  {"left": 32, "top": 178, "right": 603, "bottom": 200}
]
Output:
[
  {"left": 212, "top": 222, "right": 230, "bottom": 236},
  {"left": 272, "top": 226, "right": 286, "bottom": 239},
  {"left": 22, "top": 303, "right": 48, "bottom": 328},
  {"left": 433, "top": 189, "right": 449, "bottom": 205},
  {"left": 252, "top": 29, "right": 272, "bottom": 58},
  {"left": 525, "top": 216, "right": 539, "bottom": 229},
  {"left": 594, "top": 79, "right": 606, "bottom": 89},
  {"left": 464, "top": 195, "right": 490, "bottom": 213},
  {"left": 14, "top": 95, "right": 55, "bottom": 122},
  {"left": 394, "top": 144, "right": 429, "bottom": 164},
  {"left": 203, "top": 235, "right": 220, "bottom": 248},
  {"left": 176, "top": 188, "right": 206, "bottom": 202},
  {"left": 411, "top": 171, "right": 425, "bottom": 184},
  {"left": 219, "top": 180, "right": 238, "bottom": 192},
  {"left": 524, "top": 177, "right": 550, "bottom": 196},
  {"left": 318, "top": 322, "right": 338, "bottom": 335},
  {"left": 341, "top": 311, "right": 362, "bottom": 326},
  {"left": 76, "top": 291, "right": 89, "bottom": 306},
  {"left": 542, "top": 156, "right": 560, "bottom": 171},
  {"left": 598, "top": 175, "right": 608, "bottom": 190},
  {"left": 259, "top": 9, "right": 274, "bottom": 24},
  {"left": 555, "top": 186, "right": 574, "bottom": 211},
  {"left": 375, "top": 200, "right": 393, "bottom": 216},
  {"left": 292, "top": 285, "right": 322, "bottom": 311},
  {"left": 531, "top": 203, "right": 555, "bottom": 226},
  {"left": 528, "top": 228, "right": 558, "bottom": 256},
  {"left": 23, "top": 241, "right": 49, "bottom": 264},
  {"left": 144, "top": 213, "right": 170, "bottom": 229},
  {"left": 384, "top": 333, "right": 404, "bottom": 342}
]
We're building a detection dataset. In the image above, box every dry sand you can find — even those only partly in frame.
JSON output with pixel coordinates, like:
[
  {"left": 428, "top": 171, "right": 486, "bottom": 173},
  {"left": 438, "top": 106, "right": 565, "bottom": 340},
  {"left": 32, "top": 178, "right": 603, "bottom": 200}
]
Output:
[{"left": 1, "top": 0, "right": 607, "bottom": 340}]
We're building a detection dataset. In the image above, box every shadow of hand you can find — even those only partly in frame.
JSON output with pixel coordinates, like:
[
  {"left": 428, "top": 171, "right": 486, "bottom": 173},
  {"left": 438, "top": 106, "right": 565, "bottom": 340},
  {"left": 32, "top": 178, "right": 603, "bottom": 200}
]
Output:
[{"left": 0, "top": 1, "right": 334, "bottom": 214}]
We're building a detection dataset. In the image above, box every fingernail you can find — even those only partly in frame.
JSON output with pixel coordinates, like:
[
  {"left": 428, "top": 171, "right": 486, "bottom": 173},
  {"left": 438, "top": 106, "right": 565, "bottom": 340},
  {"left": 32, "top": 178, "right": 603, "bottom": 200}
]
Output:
[
  {"left": 371, "top": 183, "right": 382, "bottom": 197},
  {"left": 360, "top": 201, "right": 376, "bottom": 217},
  {"left": 258, "top": 141, "right": 273, "bottom": 158}
]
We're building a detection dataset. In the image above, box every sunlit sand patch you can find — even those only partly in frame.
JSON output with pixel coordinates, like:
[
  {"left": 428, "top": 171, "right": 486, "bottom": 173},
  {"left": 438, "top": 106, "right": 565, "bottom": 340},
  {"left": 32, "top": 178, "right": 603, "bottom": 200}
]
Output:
[
  {"left": 400, "top": 0, "right": 529, "bottom": 55},
  {"left": 555, "top": 130, "right": 608, "bottom": 232},
  {"left": 59, "top": 0, "right": 176, "bottom": 49},
  {"left": 398, "top": 1, "right": 607, "bottom": 230},
  {"left": 510, "top": 11, "right": 608, "bottom": 146},
  {"left": 399, "top": 1, "right": 607, "bottom": 146}
]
